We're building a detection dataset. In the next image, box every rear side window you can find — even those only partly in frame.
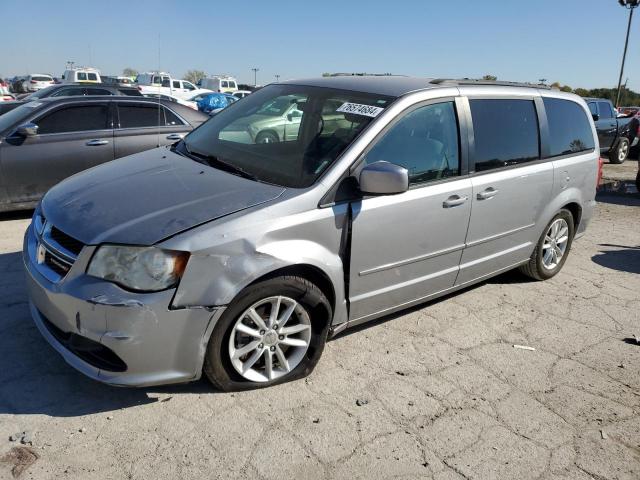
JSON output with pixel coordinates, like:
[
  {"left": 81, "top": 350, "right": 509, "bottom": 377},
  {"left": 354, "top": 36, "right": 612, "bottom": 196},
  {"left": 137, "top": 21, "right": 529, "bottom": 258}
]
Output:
[
  {"left": 470, "top": 99, "right": 539, "bottom": 172},
  {"left": 36, "top": 105, "right": 109, "bottom": 134},
  {"left": 543, "top": 98, "right": 595, "bottom": 157},
  {"left": 88, "top": 73, "right": 98, "bottom": 81},
  {"left": 597, "top": 101, "right": 613, "bottom": 119},
  {"left": 222, "top": 81, "right": 229, "bottom": 88},
  {"left": 164, "top": 107, "right": 186, "bottom": 126},
  {"left": 118, "top": 104, "right": 165, "bottom": 128},
  {"left": 77, "top": 72, "right": 87, "bottom": 81},
  {"left": 229, "top": 82, "right": 236, "bottom": 89},
  {"left": 86, "top": 88, "right": 111, "bottom": 95}
]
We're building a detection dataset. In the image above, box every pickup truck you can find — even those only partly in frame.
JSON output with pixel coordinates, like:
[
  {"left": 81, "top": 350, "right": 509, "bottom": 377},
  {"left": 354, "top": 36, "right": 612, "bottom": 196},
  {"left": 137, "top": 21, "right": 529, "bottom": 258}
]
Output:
[
  {"left": 586, "top": 98, "right": 638, "bottom": 164},
  {"left": 136, "top": 72, "right": 212, "bottom": 100}
]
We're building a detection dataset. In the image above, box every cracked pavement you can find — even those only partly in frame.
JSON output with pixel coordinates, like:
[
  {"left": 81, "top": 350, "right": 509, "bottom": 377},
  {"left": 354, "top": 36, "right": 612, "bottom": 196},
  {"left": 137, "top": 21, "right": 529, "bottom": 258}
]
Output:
[{"left": 0, "top": 191, "right": 639, "bottom": 479}]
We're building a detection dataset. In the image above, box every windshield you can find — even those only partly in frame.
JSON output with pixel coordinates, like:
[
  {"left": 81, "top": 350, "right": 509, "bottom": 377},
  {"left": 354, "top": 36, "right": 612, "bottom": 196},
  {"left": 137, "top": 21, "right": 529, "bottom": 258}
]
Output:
[
  {"left": 183, "top": 84, "right": 393, "bottom": 188},
  {"left": 0, "top": 102, "right": 42, "bottom": 134}
]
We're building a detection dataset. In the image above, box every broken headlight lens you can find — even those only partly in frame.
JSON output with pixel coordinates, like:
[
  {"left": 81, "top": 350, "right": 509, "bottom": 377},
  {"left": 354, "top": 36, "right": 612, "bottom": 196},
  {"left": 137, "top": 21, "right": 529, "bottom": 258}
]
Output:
[{"left": 87, "top": 245, "right": 189, "bottom": 292}]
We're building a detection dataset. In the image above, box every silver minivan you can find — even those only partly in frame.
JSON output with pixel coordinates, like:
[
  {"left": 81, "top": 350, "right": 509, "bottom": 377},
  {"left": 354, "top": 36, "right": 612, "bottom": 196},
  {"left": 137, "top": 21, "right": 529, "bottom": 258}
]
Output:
[{"left": 23, "top": 77, "right": 599, "bottom": 390}]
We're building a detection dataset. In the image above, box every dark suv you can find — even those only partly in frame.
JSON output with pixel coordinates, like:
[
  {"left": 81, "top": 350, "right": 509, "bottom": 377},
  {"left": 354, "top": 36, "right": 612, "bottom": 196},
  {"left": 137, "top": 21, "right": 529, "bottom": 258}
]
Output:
[
  {"left": 0, "top": 96, "right": 208, "bottom": 211},
  {"left": 0, "top": 83, "right": 142, "bottom": 116}
]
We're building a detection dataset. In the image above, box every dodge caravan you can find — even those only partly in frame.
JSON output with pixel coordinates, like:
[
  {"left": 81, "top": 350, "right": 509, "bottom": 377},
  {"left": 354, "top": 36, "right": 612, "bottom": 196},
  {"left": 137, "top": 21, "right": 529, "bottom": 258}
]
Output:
[{"left": 24, "top": 76, "right": 599, "bottom": 390}]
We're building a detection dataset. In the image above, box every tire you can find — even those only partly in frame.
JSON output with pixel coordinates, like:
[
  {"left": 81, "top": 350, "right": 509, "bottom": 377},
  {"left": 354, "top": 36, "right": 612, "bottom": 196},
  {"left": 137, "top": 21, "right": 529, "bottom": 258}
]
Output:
[
  {"left": 609, "top": 138, "right": 629, "bottom": 164},
  {"left": 203, "top": 275, "right": 332, "bottom": 391},
  {"left": 519, "top": 209, "right": 575, "bottom": 281},
  {"left": 255, "top": 131, "right": 278, "bottom": 144}
]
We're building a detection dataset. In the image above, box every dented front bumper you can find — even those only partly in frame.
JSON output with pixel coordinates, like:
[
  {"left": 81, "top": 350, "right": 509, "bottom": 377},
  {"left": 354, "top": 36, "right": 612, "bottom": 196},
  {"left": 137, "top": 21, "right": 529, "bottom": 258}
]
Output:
[{"left": 23, "top": 224, "right": 224, "bottom": 387}]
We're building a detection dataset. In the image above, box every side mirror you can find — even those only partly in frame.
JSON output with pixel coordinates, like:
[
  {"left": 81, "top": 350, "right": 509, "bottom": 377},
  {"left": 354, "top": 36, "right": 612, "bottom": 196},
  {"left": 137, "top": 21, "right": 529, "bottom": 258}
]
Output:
[
  {"left": 592, "top": 113, "right": 599, "bottom": 121},
  {"left": 16, "top": 123, "right": 38, "bottom": 137},
  {"left": 359, "top": 161, "right": 409, "bottom": 195}
]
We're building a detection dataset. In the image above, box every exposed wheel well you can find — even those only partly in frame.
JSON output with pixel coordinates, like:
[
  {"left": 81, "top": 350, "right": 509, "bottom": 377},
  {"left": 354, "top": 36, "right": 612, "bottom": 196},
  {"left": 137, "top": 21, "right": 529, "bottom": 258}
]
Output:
[
  {"left": 248, "top": 264, "right": 336, "bottom": 316},
  {"left": 562, "top": 202, "right": 582, "bottom": 229}
]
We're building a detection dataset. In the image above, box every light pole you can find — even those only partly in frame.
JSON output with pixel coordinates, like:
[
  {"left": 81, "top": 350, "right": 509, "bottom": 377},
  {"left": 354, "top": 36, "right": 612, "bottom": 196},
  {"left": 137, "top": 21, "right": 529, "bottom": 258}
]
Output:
[
  {"left": 615, "top": 0, "right": 639, "bottom": 108},
  {"left": 251, "top": 68, "right": 259, "bottom": 87},
  {"left": 275, "top": 74, "right": 280, "bottom": 82}
]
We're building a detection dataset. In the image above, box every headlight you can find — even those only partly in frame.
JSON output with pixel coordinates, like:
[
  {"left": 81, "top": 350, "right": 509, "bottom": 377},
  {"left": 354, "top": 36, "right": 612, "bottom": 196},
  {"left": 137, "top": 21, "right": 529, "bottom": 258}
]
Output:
[{"left": 87, "top": 245, "right": 189, "bottom": 292}]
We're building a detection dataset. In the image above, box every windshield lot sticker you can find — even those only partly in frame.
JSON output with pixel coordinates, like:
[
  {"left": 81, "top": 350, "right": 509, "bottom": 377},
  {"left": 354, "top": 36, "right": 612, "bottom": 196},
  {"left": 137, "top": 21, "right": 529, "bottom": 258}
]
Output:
[{"left": 336, "top": 102, "right": 384, "bottom": 118}]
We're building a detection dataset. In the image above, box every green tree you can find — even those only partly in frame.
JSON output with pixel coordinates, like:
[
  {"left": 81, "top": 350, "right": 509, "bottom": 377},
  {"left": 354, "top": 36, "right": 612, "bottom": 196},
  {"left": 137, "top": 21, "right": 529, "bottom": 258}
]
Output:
[
  {"left": 551, "top": 81, "right": 561, "bottom": 89},
  {"left": 122, "top": 67, "right": 138, "bottom": 78},
  {"left": 184, "top": 70, "right": 206, "bottom": 85},
  {"left": 574, "top": 88, "right": 590, "bottom": 97},
  {"left": 560, "top": 85, "right": 573, "bottom": 92},
  {"left": 482, "top": 74, "right": 497, "bottom": 81}
]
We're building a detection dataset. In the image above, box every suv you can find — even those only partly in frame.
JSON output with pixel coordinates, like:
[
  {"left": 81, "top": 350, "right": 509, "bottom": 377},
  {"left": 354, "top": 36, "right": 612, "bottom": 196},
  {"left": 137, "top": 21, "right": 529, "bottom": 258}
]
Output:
[
  {"left": 24, "top": 77, "right": 598, "bottom": 390},
  {"left": 0, "top": 96, "right": 208, "bottom": 211},
  {"left": 0, "top": 83, "right": 142, "bottom": 116}
]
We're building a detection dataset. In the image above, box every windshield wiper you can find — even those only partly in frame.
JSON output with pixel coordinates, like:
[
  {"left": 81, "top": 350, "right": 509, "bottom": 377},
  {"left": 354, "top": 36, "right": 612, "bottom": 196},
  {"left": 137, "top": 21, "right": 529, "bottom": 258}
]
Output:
[{"left": 181, "top": 142, "right": 260, "bottom": 182}]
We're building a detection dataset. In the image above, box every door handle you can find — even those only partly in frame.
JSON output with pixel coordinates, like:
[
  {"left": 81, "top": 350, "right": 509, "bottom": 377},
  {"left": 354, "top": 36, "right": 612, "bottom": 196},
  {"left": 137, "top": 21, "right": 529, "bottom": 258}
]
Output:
[
  {"left": 166, "top": 133, "right": 184, "bottom": 140},
  {"left": 85, "top": 139, "right": 109, "bottom": 146},
  {"left": 442, "top": 194, "right": 468, "bottom": 208},
  {"left": 477, "top": 187, "right": 499, "bottom": 200}
]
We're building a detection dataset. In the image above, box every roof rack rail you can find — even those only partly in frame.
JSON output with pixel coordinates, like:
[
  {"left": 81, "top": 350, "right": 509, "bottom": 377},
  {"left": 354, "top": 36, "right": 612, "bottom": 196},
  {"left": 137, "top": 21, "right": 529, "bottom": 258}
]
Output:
[{"left": 429, "top": 78, "right": 552, "bottom": 90}]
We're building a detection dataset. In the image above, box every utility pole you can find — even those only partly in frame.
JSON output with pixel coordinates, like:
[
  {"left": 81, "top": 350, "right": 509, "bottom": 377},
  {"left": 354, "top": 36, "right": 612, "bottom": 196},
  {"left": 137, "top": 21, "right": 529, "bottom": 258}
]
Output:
[
  {"left": 615, "top": 0, "right": 638, "bottom": 108},
  {"left": 252, "top": 68, "right": 259, "bottom": 87}
]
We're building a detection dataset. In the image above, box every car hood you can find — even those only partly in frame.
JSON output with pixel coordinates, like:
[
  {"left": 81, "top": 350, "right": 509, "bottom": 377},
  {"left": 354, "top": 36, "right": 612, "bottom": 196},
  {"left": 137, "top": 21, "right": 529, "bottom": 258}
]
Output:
[{"left": 41, "top": 147, "right": 285, "bottom": 246}]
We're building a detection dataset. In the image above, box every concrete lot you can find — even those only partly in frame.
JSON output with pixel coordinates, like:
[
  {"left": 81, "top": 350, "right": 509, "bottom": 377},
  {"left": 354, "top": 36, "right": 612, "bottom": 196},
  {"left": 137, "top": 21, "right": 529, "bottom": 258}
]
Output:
[{"left": 0, "top": 188, "right": 639, "bottom": 479}]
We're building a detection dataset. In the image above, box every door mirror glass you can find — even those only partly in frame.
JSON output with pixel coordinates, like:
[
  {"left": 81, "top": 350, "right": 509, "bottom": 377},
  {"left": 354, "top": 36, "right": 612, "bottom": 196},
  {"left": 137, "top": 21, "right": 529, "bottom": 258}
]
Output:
[
  {"left": 16, "top": 122, "right": 39, "bottom": 137},
  {"left": 592, "top": 113, "right": 599, "bottom": 121},
  {"left": 359, "top": 161, "right": 409, "bottom": 195}
]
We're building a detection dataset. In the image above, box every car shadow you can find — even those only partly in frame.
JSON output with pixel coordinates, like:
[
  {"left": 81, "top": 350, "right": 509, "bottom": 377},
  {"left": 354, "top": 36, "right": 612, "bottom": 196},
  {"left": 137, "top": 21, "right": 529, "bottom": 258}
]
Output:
[
  {"left": 0, "top": 250, "right": 220, "bottom": 418},
  {"left": 592, "top": 245, "right": 640, "bottom": 274},
  {"left": 331, "top": 268, "right": 533, "bottom": 341}
]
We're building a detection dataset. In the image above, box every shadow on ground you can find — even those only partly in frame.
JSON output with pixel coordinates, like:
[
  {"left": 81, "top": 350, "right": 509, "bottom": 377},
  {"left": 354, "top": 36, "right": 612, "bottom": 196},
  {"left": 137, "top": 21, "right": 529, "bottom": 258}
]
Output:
[
  {"left": 0, "top": 251, "right": 218, "bottom": 418},
  {"left": 592, "top": 244, "right": 640, "bottom": 274}
]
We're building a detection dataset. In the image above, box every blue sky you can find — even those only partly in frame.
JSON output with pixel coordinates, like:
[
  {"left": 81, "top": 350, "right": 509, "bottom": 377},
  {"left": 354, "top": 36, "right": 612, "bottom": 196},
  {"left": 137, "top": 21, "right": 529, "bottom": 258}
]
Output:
[{"left": 3, "top": 0, "right": 639, "bottom": 91}]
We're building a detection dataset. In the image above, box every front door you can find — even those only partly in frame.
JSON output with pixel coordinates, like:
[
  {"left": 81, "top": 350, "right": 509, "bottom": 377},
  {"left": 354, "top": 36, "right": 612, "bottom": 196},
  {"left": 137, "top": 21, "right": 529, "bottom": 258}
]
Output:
[
  {"left": 588, "top": 100, "right": 617, "bottom": 151},
  {"left": 1, "top": 102, "right": 113, "bottom": 204},
  {"left": 456, "top": 97, "right": 553, "bottom": 285},
  {"left": 349, "top": 100, "right": 471, "bottom": 322}
]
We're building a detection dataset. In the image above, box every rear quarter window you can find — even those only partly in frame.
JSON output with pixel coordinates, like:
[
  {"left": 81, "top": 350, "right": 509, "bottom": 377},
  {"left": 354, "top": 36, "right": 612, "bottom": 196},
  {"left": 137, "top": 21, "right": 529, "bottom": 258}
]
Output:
[
  {"left": 469, "top": 99, "right": 539, "bottom": 172},
  {"left": 543, "top": 98, "right": 595, "bottom": 157}
]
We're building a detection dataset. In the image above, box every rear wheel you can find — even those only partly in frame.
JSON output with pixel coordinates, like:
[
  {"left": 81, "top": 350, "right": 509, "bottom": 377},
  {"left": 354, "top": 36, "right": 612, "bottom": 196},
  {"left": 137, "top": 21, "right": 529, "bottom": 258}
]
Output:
[
  {"left": 203, "top": 276, "right": 331, "bottom": 391},
  {"left": 609, "top": 138, "right": 629, "bottom": 164},
  {"left": 519, "top": 209, "right": 575, "bottom": 280}
]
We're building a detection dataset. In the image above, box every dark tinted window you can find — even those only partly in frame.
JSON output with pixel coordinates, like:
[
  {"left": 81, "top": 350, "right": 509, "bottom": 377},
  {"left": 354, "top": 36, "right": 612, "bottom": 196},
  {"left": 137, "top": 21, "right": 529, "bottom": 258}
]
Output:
[
  {"left": 470, "top": 99, "right": 539, "bottom": 172},
  {"left": 173, "top": 80, "right": 180, "bottom": 88},
  {"left": 118, "top": 104, "right": 165, "bottom": 128},
  {"left": 37, "top": 105, "right": 109, "bottom": 134},
  {"left": 364, "top": 102, "right": 460, "bottom": 185},
  {"left": 164, "top": 107, "right": 185, "bottom": 126},
  {"left": 87, "top": 73, "right": 98, "bottom": 81},
  {"left": 543, "top": 98, "right": 595, "bottom": 157},
  {"left": 597, "top": 101, "right": 613, "bottom": 119},
  {"left": 51, "top": 87, "right": 86, "bottom": 97},
  {"left": 86, "top": 88, "right": 111, "bottom": 95}
]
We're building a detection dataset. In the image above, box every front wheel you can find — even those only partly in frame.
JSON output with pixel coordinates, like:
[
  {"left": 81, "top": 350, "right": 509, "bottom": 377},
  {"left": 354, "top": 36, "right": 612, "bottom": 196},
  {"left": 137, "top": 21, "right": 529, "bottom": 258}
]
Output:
[
  {"left": 203, "top": 276, "right": 331, "bottom": 391},
  {"left": 519, "top": 210, "right": 575, "bottom": 281},
  {"left": 609, "top": 138, "right": 629, "bottom": 164}
]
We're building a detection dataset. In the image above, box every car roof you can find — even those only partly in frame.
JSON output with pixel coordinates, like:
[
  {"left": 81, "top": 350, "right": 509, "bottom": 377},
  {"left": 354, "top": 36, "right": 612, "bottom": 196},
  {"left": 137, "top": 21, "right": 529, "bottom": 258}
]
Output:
[{"left": 280, "top": 76, "right": 560, "bottom": 97}]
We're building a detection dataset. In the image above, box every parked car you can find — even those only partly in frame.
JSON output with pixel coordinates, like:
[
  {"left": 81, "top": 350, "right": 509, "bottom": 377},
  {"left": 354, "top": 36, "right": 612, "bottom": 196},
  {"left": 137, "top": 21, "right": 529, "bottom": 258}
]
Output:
[
  {"left": 23, "top": 77, "right": 598, "bottom": 390},
  {"left": 200, "top": 76, "right": 239, "bottom": 93},
  {"left": 0, "top": 83, "right": 142, "bottom": 116},
  {"left": 61, "top": 67, "right": 101, "bottom": 84},
  {"left": 617, "top": 106, "right": 639, "bottom": 117},
  {"left": 233, "top": 90, "right": 252, "bottom": 99},
  {"left": 136, "top": 72, "right": 211, "bottom": 100},
  {"left": 22, "top": 74, "right": 54, "bottom": 92},
  {"left": 0, "top": 96, "right": 208, "bottom": 211},
  {"left": 196, "top": 92, "right": 236, "bottom": 114},
  {"left": 10, "top": 76, "right": 27, "bottom": 94},
  {"left": 143, "top": 93, "right": 198, "bottom": 110},
  {"left": 585, "top": 98, "right": 636, "bottom": 163}
]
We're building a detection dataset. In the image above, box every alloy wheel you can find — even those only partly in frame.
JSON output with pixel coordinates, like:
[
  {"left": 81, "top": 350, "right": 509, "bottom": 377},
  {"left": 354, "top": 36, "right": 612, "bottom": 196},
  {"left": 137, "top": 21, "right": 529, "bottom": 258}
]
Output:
[
  {"left": 541, "top": 218, "right": 569, "bottom": 270},
  {"left": 228, "top": 296, "right": 312, "bottom": 382}
]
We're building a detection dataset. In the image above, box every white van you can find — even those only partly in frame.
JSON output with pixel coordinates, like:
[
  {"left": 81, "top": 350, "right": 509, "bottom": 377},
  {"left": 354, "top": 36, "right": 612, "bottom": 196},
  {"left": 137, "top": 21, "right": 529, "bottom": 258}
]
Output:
[
  {"left": 200, "top": 76, "right": 238, "bottom": 93},
  {"left": 62, "top": 68, "right": 101, "bottom": 84}
]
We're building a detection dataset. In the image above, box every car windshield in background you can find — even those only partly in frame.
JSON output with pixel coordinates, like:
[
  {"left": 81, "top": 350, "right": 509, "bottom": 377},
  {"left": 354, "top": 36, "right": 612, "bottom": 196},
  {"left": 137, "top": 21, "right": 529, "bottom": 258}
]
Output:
[{"left": 183, "top": 84, "right": 394, "bottom": 188}]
